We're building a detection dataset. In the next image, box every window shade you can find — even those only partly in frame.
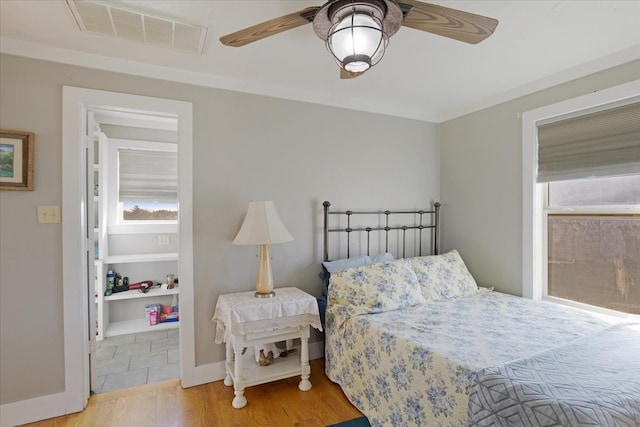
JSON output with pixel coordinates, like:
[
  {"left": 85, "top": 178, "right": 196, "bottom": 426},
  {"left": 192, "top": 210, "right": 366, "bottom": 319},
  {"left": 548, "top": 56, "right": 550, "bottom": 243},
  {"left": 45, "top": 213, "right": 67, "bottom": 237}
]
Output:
[
  {"left": 537, "top": 100, "right": 640, "bottom": 182},
  {"left": 118, "top": 149, "right": 177, "bottom": 202}
]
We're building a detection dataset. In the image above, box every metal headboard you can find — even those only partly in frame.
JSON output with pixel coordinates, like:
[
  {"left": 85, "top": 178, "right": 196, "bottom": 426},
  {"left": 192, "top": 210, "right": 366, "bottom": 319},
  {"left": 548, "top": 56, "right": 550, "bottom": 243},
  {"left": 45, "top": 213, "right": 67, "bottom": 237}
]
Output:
[{"left": 323, "top": 201, "right": 441, "bottom": 262}]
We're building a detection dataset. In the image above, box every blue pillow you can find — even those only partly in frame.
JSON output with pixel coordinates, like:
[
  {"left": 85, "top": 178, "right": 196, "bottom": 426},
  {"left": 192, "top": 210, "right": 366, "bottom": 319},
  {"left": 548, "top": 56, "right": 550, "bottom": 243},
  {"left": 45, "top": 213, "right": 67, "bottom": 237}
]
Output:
[
  {"left": 322, "top": 255, "right": 370, "bottom": 274},
  {"left": 369, "top": 252, "right": 394, "bottom": 264}
]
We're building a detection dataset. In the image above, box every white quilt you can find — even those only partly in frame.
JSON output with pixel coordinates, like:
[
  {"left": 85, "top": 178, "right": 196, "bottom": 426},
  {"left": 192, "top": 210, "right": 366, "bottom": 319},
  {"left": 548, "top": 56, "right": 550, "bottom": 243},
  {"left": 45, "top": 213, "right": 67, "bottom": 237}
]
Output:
[{"left": 467, "top": 322, "right": 640, "bottom": 426}]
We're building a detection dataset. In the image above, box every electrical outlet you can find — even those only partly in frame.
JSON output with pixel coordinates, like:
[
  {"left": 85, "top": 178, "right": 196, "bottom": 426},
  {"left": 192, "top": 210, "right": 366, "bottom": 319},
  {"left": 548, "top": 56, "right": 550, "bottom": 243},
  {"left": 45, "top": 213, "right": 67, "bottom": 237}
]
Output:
[
  {"left": 37, "top": 205, "right": 61, "bottom": 224},
  {"left": 158, "top": 234, "right": 170, "bottom": 245}
]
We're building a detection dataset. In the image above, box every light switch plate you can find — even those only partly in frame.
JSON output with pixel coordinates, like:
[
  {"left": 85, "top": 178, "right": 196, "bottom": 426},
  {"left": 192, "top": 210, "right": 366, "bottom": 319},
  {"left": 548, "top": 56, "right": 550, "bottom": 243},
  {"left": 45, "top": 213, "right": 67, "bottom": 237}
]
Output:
[
  {"left": 158, "top": 234, "right": 170, "bottom": 245},
  {"left": 37, "top": 205, "right": 61, "bottom": 224}
]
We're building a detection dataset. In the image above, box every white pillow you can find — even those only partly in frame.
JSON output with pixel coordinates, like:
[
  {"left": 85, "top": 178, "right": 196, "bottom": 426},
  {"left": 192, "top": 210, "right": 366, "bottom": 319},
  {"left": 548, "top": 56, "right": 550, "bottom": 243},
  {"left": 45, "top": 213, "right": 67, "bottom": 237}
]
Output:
[
  {"left": 328, "top": 258, "right": 426, "bottom": 318},
  {"left": 410, "top": 249, "right": 478, "bottom": 301},
  {"left": 320, "top": 253, "right": 395, "bottom": 295}
]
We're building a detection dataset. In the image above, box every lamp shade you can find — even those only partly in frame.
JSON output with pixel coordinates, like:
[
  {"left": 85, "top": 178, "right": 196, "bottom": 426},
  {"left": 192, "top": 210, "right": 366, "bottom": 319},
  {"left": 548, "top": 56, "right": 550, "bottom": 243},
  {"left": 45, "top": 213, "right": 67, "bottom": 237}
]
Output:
[{"left": 232, "top": 201, "right": 293, "bottom": 245}]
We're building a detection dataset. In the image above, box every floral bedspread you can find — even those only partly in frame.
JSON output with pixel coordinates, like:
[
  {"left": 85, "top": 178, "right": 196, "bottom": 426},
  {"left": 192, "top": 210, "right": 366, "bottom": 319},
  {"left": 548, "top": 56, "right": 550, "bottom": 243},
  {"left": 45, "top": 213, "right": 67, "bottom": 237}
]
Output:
[{"left": 325, "top": 291, "right": 612, "bottom": 427}]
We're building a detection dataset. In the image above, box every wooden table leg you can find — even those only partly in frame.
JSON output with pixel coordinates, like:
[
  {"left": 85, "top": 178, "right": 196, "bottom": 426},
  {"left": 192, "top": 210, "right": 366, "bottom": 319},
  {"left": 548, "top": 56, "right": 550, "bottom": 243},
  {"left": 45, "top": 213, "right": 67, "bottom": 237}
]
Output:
[{"left": 298, "top": 326, "right": 312, "bottom": 391}]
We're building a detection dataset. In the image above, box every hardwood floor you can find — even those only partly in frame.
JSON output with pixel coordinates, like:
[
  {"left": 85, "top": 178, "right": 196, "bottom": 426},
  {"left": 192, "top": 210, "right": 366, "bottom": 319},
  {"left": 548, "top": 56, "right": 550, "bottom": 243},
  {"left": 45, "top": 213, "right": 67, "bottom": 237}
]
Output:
[{"left": 21, "top": 359, "right": 363, "bottom": 427}]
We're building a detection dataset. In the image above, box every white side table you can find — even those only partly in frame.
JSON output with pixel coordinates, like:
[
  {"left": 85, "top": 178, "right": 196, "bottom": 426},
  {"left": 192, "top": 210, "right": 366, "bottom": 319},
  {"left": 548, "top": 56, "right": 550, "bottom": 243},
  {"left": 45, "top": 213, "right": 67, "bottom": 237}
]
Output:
[{"left": 212, "top": 287, "right": 323, "bottom": 409}]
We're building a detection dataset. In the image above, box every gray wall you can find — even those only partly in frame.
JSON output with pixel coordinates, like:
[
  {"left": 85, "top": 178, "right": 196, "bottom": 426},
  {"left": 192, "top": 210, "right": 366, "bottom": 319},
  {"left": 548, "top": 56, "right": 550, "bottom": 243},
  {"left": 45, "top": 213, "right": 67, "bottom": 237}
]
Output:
[
  {"left": 0, "top": 53, "right": 439, "bottom": 404},
  {"left": 440, "top": 60, "right": 640, "bottom": 296},
  {"left": 3, "top": 49, "right": 638, "bottom": 409}
]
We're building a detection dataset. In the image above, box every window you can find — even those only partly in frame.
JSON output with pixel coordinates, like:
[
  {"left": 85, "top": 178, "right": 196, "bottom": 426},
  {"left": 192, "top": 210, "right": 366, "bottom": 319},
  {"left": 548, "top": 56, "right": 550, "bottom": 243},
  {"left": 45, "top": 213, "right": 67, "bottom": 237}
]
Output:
[
  {"left": 545, "top": 175, "right": 640, "bottom": 315},
  {"left": 522, "top": 79, "right": 640, "bottom": 318},
  {"left": 118, "top": 149, "right": 178, "bottom": 222},
  {"left": 107, "top": 138, "right": 178, "bottom": 233}
]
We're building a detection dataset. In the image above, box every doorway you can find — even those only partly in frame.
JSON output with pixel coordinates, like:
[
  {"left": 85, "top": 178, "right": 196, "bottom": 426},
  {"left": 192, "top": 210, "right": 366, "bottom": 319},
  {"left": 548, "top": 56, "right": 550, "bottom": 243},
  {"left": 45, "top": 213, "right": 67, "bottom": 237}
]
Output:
[
  {"left": 62, "top": 87, "right": 194, "bottom": 408},
  {"left": 91, "top": 116, "right": 181, "bottom": 393}
]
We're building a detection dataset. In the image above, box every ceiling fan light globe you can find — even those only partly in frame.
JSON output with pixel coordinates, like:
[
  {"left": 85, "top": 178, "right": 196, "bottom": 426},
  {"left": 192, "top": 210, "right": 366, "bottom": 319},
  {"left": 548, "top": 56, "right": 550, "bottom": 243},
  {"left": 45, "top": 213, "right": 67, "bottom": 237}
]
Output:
[
  {"left": 332, "top": 13, "right": 380, "bottom": 54},
  {"left": 327, "top": 12, "right": 387, "bottom": 72}
]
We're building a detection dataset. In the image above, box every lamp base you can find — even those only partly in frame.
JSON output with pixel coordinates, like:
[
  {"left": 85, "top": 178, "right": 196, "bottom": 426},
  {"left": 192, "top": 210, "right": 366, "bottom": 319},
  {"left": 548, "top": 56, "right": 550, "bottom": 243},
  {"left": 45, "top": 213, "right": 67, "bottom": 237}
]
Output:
[{"left": 255, "top": 291, "right": 275, "bottom": 298}]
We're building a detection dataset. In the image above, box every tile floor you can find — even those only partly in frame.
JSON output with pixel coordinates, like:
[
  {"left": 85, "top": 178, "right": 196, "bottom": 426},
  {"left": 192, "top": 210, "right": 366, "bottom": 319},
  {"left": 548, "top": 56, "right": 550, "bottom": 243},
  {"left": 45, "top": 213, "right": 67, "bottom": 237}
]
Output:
[{"left": 95, "top": 328, "right": 180, "bottom": 393}]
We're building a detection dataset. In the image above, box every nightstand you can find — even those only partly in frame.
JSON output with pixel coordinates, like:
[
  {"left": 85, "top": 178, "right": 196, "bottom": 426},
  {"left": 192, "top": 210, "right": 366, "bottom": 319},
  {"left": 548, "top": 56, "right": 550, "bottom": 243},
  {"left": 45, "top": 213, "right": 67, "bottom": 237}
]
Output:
[{"left": 212, "top": 287, "right": 323, "bottom": 408}]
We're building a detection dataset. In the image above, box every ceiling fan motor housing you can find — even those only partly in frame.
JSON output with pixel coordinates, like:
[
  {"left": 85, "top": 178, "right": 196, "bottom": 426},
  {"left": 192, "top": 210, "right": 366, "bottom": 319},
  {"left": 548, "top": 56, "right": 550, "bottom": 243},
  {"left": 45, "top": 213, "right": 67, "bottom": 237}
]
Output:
[{"left": 313, "top": 0, "right": 403, "bottom": 72}]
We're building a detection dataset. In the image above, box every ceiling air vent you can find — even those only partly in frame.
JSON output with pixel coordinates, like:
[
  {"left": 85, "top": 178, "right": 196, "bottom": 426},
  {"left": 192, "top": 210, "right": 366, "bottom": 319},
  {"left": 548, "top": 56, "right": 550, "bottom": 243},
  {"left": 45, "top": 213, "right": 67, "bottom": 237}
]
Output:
[{"left": 66, "top": 0, "right": 207, "bottom": 54}]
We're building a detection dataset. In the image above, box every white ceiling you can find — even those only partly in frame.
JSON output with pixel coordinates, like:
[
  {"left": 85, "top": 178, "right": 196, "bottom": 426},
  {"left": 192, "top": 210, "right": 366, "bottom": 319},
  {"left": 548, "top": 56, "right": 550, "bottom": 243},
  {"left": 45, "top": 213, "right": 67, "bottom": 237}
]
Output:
[{"left": 1, "top": 0, "right": 639, "bottom": 122}]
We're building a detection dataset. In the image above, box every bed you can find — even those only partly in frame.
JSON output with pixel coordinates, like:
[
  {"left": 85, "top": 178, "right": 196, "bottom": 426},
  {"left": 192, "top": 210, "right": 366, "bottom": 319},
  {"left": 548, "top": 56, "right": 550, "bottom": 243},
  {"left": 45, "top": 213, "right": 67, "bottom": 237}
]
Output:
[{"left": 321, "top": 201, "right": 640, "bottom": 427}]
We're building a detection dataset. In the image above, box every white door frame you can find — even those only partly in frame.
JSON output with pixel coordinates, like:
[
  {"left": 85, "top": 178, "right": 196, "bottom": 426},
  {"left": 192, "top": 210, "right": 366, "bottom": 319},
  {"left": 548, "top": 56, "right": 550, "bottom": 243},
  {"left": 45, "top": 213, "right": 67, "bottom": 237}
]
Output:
[{"left": 62, "top": 86, "right": 194, "bottom": 411}]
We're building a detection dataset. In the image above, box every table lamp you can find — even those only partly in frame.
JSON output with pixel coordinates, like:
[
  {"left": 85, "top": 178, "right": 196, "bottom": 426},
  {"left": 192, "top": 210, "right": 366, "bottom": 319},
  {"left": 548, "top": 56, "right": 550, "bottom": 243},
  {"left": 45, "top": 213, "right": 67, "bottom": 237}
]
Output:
[{"left": 232, "top": 201, "right": 293, "bottom": 298}]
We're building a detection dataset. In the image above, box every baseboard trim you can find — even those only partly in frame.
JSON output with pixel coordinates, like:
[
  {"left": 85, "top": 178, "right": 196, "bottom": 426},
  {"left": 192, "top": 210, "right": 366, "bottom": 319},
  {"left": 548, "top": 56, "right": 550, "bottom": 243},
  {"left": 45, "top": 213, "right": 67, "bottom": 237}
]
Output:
[{"left": 1, "top": 391, "right": 71, "bottom": 427}]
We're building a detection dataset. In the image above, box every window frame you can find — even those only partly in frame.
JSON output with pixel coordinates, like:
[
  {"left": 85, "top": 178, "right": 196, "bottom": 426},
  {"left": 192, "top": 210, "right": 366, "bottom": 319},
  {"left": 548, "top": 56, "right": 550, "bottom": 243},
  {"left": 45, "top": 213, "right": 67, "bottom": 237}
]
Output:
[
  {"left": 522, "top": 79, "right": 640, "bottom": 320},
  {"left": 106, "top": 138, "right": 178, "bottom": 235}
]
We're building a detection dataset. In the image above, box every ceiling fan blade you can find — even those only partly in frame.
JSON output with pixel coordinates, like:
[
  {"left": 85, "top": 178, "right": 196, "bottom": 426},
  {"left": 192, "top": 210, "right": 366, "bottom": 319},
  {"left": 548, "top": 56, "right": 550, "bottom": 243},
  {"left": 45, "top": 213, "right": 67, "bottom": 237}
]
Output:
[
  {"left": 399, "top": 0, "right": 498, "bottom": 44},
  {"left": 220, "top": 7, "right": 320, "bottom": 47},
  {"left": 340, "top": 69, "right": 365, "bottom": 79}
]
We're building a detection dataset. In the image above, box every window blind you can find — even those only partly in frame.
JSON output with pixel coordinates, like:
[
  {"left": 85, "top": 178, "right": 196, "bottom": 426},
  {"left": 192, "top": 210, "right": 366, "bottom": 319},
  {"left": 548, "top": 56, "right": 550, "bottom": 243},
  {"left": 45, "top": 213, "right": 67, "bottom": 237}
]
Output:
[
  {"left": 118, "top": 149, "right": 177, "bottom": 202},
  {"left": 537, "top": 100, "right": 640, "bottom": 182}
]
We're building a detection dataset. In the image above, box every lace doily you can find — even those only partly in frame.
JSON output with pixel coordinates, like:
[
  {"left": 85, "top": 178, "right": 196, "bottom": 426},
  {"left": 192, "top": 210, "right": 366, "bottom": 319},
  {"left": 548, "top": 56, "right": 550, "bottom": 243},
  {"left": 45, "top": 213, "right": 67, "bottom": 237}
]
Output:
[{"left": 212, "top": 287, "right": 323, "bottom": 344}]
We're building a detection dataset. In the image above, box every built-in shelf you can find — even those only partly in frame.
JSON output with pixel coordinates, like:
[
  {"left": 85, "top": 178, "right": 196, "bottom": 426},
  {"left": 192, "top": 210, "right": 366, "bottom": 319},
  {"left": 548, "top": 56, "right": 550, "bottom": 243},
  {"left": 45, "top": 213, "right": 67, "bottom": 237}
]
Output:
[
  {"left": 104, "top": 286, "right": 178, "bottom": 301},
  {"left": 96, "top": 253, "right": 179, "bottom": 339},
  {"left": 105, "top": 318, "right": 178, "bottom": 337},
  {"left": 104, "top": 253, "right": 178, "bottom": 264}
]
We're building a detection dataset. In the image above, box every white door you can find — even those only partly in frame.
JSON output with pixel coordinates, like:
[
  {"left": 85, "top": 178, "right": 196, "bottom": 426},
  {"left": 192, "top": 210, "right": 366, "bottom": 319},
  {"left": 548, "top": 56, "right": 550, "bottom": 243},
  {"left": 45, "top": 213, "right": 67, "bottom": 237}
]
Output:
[{"left": 85, "top": 111, "right": 98, "bottom": 392}]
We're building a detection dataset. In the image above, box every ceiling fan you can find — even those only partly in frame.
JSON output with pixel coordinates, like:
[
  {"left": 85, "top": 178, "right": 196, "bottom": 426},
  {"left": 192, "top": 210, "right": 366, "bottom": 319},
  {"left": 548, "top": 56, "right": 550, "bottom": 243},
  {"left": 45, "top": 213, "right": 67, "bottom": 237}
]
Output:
[{"left": 220, "top": 0, "right": 498, "bottom": 78}]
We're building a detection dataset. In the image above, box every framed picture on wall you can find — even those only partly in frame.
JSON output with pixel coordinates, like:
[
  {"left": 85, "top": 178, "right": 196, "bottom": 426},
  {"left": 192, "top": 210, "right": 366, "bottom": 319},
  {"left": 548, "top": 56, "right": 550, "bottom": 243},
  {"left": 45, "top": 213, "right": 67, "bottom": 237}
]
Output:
[{"left": 0, "top": 129, "right": 34, "bottom": 191}]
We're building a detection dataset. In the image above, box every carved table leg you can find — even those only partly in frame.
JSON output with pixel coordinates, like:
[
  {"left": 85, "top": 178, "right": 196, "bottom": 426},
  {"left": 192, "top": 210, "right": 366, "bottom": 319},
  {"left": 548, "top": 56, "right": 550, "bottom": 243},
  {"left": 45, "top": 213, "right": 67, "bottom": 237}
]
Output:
[
  {"left": 298, "top": 326, "right": 312, "bottom": 391},
  {"left": 223, "top": 341, "right": 233, "bottom": 387},
  {"left": 232, "top": 345, "right": 247, "bottom": 409}
]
